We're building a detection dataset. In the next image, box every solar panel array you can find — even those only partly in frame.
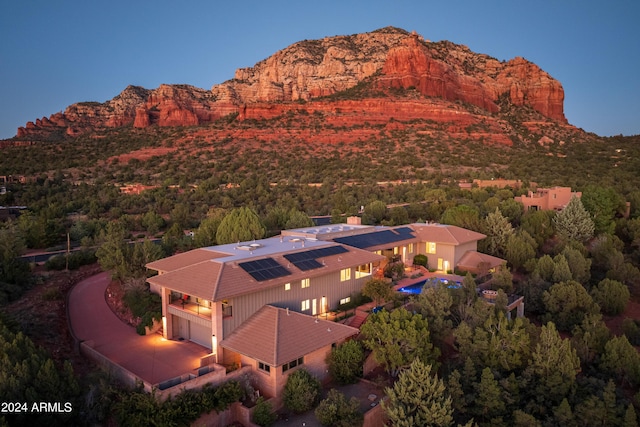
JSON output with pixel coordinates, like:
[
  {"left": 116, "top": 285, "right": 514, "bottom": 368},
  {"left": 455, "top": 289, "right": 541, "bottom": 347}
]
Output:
[
  {"left": 239, "top": 257, "right": 292, "bottom": 281},
  {"left": 284, "top": 245, "right": 349, "bottom": 271},
  {"left": 334, "top": 227, "right": 415, "bottom": 249}
]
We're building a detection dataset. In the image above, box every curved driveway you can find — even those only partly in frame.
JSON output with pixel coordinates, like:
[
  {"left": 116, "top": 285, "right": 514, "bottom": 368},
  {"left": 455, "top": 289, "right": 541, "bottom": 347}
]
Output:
[{"left": 68, "top": 271, "right": 209, "bottom": 384}]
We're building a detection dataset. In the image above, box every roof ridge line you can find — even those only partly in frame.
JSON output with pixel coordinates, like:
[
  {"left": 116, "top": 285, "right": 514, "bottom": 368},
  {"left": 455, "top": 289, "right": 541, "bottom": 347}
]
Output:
[{"left": 273, "top": 306, "right": 280, "bottom": 366}]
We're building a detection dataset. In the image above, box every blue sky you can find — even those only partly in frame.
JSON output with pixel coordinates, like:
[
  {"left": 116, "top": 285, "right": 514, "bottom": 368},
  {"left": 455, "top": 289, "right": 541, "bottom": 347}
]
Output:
[{"left": 1, "top": 1, "right": 638, "bottom": 139}]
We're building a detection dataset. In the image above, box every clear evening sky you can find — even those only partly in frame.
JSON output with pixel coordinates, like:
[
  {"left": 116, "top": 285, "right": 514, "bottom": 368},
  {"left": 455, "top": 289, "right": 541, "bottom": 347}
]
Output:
[{"left": 1, "top": 0, "right": 638, "bottom": 139}]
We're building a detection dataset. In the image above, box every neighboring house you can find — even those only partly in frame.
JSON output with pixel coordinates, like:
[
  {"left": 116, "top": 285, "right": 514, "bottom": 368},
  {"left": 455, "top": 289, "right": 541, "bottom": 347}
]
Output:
[
  {"left": 145, "top": 221, "right": 504, "bottom": 400},
  {"left": 514, "top": 186, "right": 581, "bottom": 212}
]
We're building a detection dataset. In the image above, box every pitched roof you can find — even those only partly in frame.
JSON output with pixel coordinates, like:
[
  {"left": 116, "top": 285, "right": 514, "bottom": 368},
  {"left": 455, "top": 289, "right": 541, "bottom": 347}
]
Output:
[
  {"left": 220, "top": 305, "right": 359, "bottom": 366},
  {"left": 147, "top": 260, "right": 223, "bottom": 300},
  {"left": 146, "top": 248, "right": 228, "bottom": 273},
  {"left": 145, "top": 238, "right": 385, "bottom": 301},
  {"left": 410, "top": 223, "right": 486, "bottom": 245},
  {"left": 457, "top": 250, "right": 505, "bottom": 270}
]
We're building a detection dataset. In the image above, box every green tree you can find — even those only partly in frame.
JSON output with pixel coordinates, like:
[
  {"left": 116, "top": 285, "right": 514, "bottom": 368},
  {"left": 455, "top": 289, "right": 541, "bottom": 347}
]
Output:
[
  {"left": 141, "top": 209, "right": 165, "bottom": 235},
  {"left": 315, "top": 389, "right": 363, "bottom": 427},
  {"left": 362, "top": 278, "right": 393, "bottom": 307},
  {"left": 505, "top": 230, "right": 537, "bottom": 270},
  {"left": 590, "top": 278, "right": 630, "bottom": 315},
  {"left": 415, "top": 280, "right": 453, "bottom": 343},
  {"left": 284, "top": 208, "right": 314, "bottom": 230},
  {"left": 483, "top": 208, "right": 514, "bottom": 258},
  {"left": 553, "top": 399, "right": 576, "bottom": 427},
  {"left": 0, "top": 222, "right": 31, "bottom": 300},
  {"left": 561, "top": 244, "right": 591, "bottom": 284},
  {"left": 623, "top": 404, "right": 638, "bottom": 427},
  {"left": 472, "top": 367, "right": 506, "bottom": 422},
  {"left": 382, "top": 359, "right": 453, "bottom": 427},
  {"left": 600, "top": 335, "right": 640, "bottom": 387},
  {"left": 581, "top": 185, "right": 625, "bottom": 235},
  {"left": 283, "top": 369, "right": 322, "bottom": 413},
  {"left": 361, "top": 307, "right": 439, "bottom": 377},
  {"left": 326, "top": 340, "right": 364, "bottom": 384},
  {"left": 524, "top": 322, "right": 580, "bottom": 410},
  {"left": 553, "top": 196, "right": 595, "bottom": 243},
  {"left": 440, "top": 205, "right": 482, "bottom": 232},
  {"left": 454, "top": 312, "right": 531, "bottom": 374},
  {"left": 363, "top": 200, "right": 387, "bottom": 224},
  {"left": 95, "top": 221, "right": 130, "bottom": 281},
  {"left": 570, "top": 313, "right": 611, "bottom": 365},
  {"left": 521, "top": 209, "right": 555, "bottom": 247},
  {"left": 542, "top": 281, "right": 600, "bottom": 331},
  {"left": 193, "top": 209, "right": 226, "bottom": 247},
  {"left": 552, "top": 255, "right": 573, "bottom": 284},
  {"left": 215, "top": 207, "right": 266, "bottom": 244},
  {"left": 388, "top": 206, "right": 409, "bottom": 226}
]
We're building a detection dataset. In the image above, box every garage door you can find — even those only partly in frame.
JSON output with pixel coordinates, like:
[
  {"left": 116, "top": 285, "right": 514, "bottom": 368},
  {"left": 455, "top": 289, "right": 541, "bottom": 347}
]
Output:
[{"left": 189, "top": 322, "right": 212, "bottom": 349}]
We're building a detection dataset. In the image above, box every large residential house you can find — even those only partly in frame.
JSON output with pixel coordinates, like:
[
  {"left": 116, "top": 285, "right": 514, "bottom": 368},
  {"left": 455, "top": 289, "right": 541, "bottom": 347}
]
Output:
[
  {"left": 146, "top": 221, "right": 504, "bottom": 399},
  {"left": 514, "top": 186, "right": 581, "bottom": 212}
]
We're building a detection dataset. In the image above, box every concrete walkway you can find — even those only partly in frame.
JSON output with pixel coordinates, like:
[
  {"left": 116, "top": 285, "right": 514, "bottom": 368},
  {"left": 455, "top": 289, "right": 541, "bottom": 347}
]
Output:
[{"left": 68, "top": 271, "right": 209, "bottom": 385}]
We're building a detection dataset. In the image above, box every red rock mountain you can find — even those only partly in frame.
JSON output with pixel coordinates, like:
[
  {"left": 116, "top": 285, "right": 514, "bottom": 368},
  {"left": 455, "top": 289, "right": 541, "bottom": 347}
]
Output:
[{"left": 12, "top": 27, "right": 568, "bottom": 141}]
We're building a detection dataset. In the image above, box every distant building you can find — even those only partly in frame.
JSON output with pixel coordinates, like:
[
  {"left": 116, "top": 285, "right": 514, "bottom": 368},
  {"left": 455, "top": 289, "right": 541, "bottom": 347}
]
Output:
[{"left": 514, "top": 186, "right": 581, "bottom": 212}]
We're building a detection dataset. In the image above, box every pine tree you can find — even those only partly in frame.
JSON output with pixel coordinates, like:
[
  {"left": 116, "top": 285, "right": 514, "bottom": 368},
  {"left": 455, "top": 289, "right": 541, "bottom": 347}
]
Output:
[
  {"left": 383, "top": 359, "right": 453, "bottom": 427},
  {"left": 524, "top": 322, "right": 580, "bottom": 413},
  {"left": 623, "top": 404, "right": 638, "bottom": 427},
  {"left": 361, "top": 308, "right": 439, "bottom": 377},
  {"left": 215, "top": 207, "right": 266, "bottom": 244},
  {"left": 472, "top": 367, "right": 505, "bottom": 422},
  {"left": 553, "top": 196, "right": 595, "bottom": 243},
  {"left": 483, "top": 208, "right": 514, "bottom": 258}
]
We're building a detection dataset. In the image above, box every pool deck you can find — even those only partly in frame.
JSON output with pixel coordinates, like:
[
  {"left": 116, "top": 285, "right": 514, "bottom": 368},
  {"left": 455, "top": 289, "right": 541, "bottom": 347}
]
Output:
[{"left": 393, "top": 270, "right": 466, "bottom": 292}]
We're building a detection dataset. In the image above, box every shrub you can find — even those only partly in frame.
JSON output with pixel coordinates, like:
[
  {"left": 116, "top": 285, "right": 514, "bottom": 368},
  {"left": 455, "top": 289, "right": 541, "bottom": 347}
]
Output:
[
  {"left": 413, "top": 254, "right": 428, "bottom": 268},
  {"left": 252, "top": 396, "right": 277, "bottom": 427},
  {"left": 326, "top": 340, "right": 364, "bottom": 384},
  {"left": 315, "top": 389, "right": 363, "bottom": 427},
  {"left": 283, "top": 369, "right": 322, "bottom": 413}
]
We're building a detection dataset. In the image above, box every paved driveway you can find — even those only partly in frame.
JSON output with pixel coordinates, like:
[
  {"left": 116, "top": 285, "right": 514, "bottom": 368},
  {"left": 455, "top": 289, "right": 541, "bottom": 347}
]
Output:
[{"left": 68, "top": 271, "right": 209, "bottom": 384}]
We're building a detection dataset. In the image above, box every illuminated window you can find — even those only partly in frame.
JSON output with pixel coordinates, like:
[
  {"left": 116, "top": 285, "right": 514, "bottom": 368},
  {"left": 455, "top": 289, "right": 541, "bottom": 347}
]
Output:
[
  {"left": 426, "top": 242, "right": 436, "bottom": 254},
  {"left": 340, "top": 268, "right": 351, "bottom": 282},
  {"left": 301, "top": 278, "right": 310, "bottom": 288},
  {"left": 284, "top": 283, "right": 291, "bottom": 291},
  {"left": 301, "top": 299, "right": 310, "bottom": 311},
  {"left": 356, "top": 263, "right": 372, "bottom": 278},
  {"left": 258, "top": 362, "right": 271, "bottom": 373},
  {"left": 340, "top": 296, "right": 351, "bottom": 306},
  {"left": 437, "top": 258, "right": 444, "bottom": 271},
  {"left": 393, "top": 246, "right": 399, "bottom": 255},
  {"left": 408, "top": 243, "right": 414, "bottom": 253}
]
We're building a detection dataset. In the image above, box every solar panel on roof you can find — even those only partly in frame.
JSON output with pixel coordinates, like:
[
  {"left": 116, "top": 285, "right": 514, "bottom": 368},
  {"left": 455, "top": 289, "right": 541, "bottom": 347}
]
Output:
[
  {"left": 283, "top": 245, "right": 348, "bottom": 271},
  {"left": 334, "top": 228, "right": 416, "bottom": 249},
  {"left": 239, "top": 258, "right": 292, "bottom": 282}
]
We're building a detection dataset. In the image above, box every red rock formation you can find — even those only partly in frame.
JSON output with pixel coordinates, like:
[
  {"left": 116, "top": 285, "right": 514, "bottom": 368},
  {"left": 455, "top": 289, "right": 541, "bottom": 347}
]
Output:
[{"left": 8, "top": 27, "right": 568, "bottom": 143}]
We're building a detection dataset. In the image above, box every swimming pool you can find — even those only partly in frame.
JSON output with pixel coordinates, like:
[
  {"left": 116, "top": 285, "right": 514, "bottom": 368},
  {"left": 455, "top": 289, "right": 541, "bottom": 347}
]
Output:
[{"left": 398, "top": 278, "right": 461, "bottom": 294}]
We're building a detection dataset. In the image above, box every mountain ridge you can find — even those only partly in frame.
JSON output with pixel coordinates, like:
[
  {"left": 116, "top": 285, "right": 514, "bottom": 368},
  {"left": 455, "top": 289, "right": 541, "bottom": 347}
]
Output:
[{"left": 8, "top": 27, "right": 574, "bottom": 144}]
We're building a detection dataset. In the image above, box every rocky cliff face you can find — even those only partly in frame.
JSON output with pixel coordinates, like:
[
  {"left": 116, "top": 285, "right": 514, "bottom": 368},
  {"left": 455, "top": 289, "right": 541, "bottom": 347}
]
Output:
[{"left": 12, "top": 27, "right": 568, "bottom": 141}]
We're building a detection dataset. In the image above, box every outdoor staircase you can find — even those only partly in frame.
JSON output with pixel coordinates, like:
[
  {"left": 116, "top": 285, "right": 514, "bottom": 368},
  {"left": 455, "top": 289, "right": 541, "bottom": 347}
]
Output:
[{"left": 348, "top": 311, "right": 369, "bottom": 329}]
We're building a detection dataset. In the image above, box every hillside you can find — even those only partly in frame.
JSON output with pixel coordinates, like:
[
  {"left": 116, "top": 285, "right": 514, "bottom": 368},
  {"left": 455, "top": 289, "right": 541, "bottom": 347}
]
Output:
[{"left": 5, "top": 27, "right": 590, "bottom": 149}]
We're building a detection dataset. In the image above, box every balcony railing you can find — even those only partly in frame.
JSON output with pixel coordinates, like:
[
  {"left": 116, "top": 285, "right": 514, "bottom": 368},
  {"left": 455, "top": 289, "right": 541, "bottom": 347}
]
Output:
[{"left": 169, "top": 300, "right": 212, "bottom": 319}]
